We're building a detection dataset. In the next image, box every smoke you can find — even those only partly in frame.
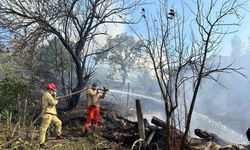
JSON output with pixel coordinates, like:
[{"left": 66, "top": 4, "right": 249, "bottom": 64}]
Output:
[
  {"left": 94, "top": 23, "right": 125, "bottom": 47},
  {"left": 191, "top": 112, "right": 248, "bottom": 144},
  {"left": 195, "top": 35, "right": 250, "bottom": 136}
]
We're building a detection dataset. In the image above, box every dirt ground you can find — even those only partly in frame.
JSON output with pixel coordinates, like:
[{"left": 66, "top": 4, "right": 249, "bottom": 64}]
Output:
[
  {"left": 1, "top": 101, "right": 249, "bottom": 150},
  {"left": 55, "top": 102, "right": 140, "bottom": 150},
  {"left": 37, "top": 101, "right": 168, "bottom": 150}
]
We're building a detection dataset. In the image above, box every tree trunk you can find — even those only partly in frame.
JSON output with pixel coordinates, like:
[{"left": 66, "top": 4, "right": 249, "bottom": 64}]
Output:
[
  {"left": 165, "top": 116, "right": 171, "bottom": 150},
  {"left": 67, "top": 88, "right": 81, "bottom": 110},
  {"left": 194, "top": 129, "right": 230, "bottom": 146},
  {"left": 66, "top": 59, "right": 88, "bottom": 110},
  {"left": 122, "top": 74, "right": 126, "bottom": 87},
  {"left": 151, "top": 116, "right": 166, "bottom": 128},
  {"left": 121, "top": 64, "right": 127, "bottom": 87}
]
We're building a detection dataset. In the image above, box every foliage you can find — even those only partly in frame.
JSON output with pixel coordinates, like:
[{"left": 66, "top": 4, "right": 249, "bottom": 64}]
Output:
[
  {"left": 34, "top": 37, "right": 74, "bottom": 94},
  {"left": 0, "top": 76, "right": 28, "bottom": 112},
  {"left": 10, "top": 138, "right": 39, "bottom": 150},
  {"left": 135, "top": 71, "right": 159, "bottom": 95},
  {"left": 0, "top": 121, "right": 113, "bottom": 150},
  {"left": 1, "top": 109, "right": 12, "bottom": 124},
  {"left": 0, "top": 75, "right": 32, "bottom": 126},
  {"left": 96, "top": 33, "right": 143, "bottom": 86},
  {"left": 88, "top": 133, "right": 109, "bottom": 149},
  {"left": 0, "top": 0, "right": 143, "bottom": 110},
  {"left": 0, "top": 53, "right": 33, "bottom": 124}
]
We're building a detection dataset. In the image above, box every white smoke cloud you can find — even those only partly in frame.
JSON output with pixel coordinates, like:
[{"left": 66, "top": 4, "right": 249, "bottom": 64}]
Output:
[{"left": 94, "top": 23, "right": 125, "bottom": 47}]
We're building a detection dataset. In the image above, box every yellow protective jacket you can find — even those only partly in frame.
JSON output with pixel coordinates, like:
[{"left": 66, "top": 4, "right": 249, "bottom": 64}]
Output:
[
  {"left": 41, "top": 91, "right": 58, "bottom": 115},
  {"left": 87, "top": 88, "right": 104, "bottom": 107}
]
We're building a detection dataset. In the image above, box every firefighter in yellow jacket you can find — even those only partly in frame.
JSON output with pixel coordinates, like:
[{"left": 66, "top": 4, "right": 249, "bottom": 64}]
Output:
[{"left": 39, "top": 83, "right": 62, "bottom": 149}]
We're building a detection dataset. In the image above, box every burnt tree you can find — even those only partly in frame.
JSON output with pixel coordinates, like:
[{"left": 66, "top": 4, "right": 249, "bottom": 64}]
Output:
[{"left": 0, "top": 0, "right": 143, "bottom": 110}]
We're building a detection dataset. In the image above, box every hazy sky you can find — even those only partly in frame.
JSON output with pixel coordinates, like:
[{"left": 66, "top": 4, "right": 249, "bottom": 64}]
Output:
[
  {"left": 125, "top": 0, "right": 250, "bottom": 56},
  {"left": 224, "top": 4, "right": 250, "bottom": 55}
]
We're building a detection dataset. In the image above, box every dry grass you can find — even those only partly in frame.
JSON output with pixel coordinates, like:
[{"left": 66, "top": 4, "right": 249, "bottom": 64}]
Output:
[{"left": 0, "top": 123, "right": 116, "bottom": 150}]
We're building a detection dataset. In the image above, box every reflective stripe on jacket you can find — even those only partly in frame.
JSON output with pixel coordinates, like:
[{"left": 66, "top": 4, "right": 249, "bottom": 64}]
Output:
[{"left": 41, "top": 91, "right": 58, "bottom": 115}]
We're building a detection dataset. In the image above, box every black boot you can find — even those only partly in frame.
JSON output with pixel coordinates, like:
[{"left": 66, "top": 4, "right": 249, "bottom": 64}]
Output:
[
  {"left": 40, "top": 143, "right": 48, "bottom": 149},
  {"left": 56, "top": 135, "right": 63, "bottom": 140},
  {"left": 84, "top": 128, "right": 90, "bottom": 137}
]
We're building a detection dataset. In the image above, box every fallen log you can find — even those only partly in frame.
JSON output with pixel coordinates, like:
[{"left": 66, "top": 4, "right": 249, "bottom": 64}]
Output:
[
  {"left": 146, "top": 125, "right": 161, "bottom": 131},
  {"left": 151, "top": 116, "right": 166, "bottom": 128},
  {"left": 151, "top": 116, "right": 182, "bottom": 136},
  {"left": 194, "top": 129, "right": 230, "bottom": 146},
  {"left": 59, "top": 109, "right": 87, "bottom": 124}
]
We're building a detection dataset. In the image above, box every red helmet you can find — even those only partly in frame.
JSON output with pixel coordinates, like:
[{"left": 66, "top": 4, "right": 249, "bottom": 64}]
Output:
[{"left": 47, "top": 83, "right": 56, "bottom": 91}]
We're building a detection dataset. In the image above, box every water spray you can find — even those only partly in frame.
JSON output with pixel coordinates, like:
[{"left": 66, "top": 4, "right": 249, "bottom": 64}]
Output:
[
  {"left": 57, "top": 87, "right": 163, "bottom": 104},
  {"left": 108, "top": 89, "right": 163, "bottom": 103}
]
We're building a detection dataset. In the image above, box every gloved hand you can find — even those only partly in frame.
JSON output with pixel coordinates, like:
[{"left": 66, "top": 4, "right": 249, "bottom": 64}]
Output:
[
  {"left": 103, "top": 87, "right": 109, "bottom": 92},
  {"left": 51, "top": 92, "right": 57, "bottom": 98},
  {"left": 102, "top": 92, "right": 106, "bottom": 98}
]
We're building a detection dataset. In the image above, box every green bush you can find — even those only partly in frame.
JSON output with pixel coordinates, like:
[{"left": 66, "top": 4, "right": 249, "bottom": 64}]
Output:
[{"left": 0, "top": 75, "right": 29, "bottom": 123}]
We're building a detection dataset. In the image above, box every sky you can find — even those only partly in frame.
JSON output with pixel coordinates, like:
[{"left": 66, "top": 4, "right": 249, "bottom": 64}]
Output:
[
  {"left": 120, "top": 0, "right": 250, "bottom": 56},
  {"left": 222, "top": 1, "right": 250, "bottom": 55},
  {"left": 1, "top": 0, "right": 250, "bottom": 55},
  {"left": 118, "top": 0, "right": 250, "bottom": 141}
]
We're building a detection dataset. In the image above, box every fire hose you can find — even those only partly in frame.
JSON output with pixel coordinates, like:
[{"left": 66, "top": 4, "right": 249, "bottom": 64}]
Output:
[
  {"left": 0, "top": 87, "right": 109, "bottom": 148},
  {"left": 56, "top": 87, "right": 109, "bottom": 100}
]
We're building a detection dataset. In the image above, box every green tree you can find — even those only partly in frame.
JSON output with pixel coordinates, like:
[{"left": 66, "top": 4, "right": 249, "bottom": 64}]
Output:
[
  {"left": 0, "top": 53, "right": 33, "bottom": 125},
  {"left": 96, "top": 33, "right": 142, "bottom": 87},
  {"left": 0, "top": 0, "right": 143, "bottom": 110},
  {"left": 35, "top": 38, "right": 74, "bottom": 96}
]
